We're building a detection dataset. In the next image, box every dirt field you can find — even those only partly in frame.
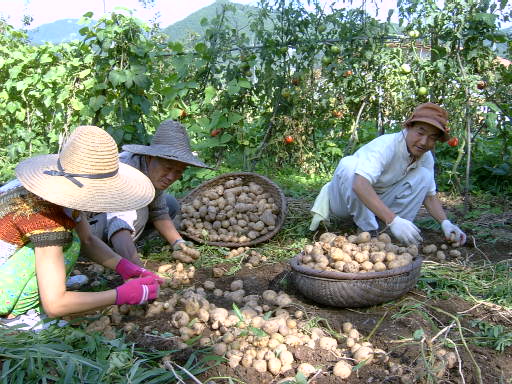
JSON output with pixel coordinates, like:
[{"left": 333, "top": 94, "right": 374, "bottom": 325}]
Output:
[{"left": 76, "top": 194, "right": 512, "bottom": 384}]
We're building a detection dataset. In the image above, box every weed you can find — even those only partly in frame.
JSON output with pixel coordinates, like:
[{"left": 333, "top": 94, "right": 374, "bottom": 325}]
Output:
[{"left": 469, "top": 320, "right": 512, "bottom": 352}]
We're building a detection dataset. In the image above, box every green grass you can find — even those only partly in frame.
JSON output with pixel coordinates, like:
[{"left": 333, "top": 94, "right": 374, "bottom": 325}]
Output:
[
  {"left": 0, "top": 326, "right": 214, "bottom": 384},
  {"left": 418, "top": 260, "right": 512, "bottom": 308}
]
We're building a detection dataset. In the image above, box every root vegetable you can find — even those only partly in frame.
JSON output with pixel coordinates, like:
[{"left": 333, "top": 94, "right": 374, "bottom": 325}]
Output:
[
  {"left": 279, "top": 350, "right": 294, "bottom": 366},
  {"left": 297, "top": 363, "right": 316, "bottom": 378},
  {"left": 268, "top": 358, "right": 282, "bottom": 375},
  {"left": 357, "top": 232, "right": 371, "bottom": 244},
  {"left": 436, "top": 251, "right": 446, "bottom": 261},
  {"left": 262, "top": 290, "right": 277, "bottom": 304},
  {"left": 333, "top": 360, "right": 352, "bottom": 379},
  {"left": 275, "top": 294, "right": 292, "bottom": 307},
  {"left": 252, "top": 359, "right": 267, "bottom": 373},
  {"left": 343, "top": 261, "right": 360, "bottom": 273},
  {"left": 449, "top": 249, "right": 461, "bottom": 258},
  {"left": 228, "top": 355, "right": 242, "bottom": 368},
  {"left": 203, "top": 280, "right": 215, "bottom": 290},
  {"left": 348, "top": 328, "right": 360, "bottom": 340},
  {"left": 319, "top": 336, "right": 337, "bottom": 351},
  {"left": 213, "top": 343, "right": 227, "bottom": 356},
  {"left": 373, "top": 261, "right": 386, "bottom": 272},
  {"left": 346, "top": 337, "right": 355, "bottom": 348},
  {"left": 171, "top": 311, "right": 190, "bottom": 328},
  {"left": 353, "top": 346, "right": 374, "bottom": 364},
  {"left": 319, "top": 232, "right": 337, "bottom": 243},
  {"left": 213, "top": 288, "right": 223, "bottom": 297},
  {"left": 423, "top": 244, "right": 437, "bottom": 254},
  {"left": 342, "top": 322, "right": 353, "bottom": 333}
]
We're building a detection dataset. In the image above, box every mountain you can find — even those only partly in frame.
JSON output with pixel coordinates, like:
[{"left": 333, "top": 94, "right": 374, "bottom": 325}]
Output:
[
  {"left": 163, "top": 0, "right": 257, "bottom": 43},
  {"left": 27, "top": 19, "right": 89, "bottom": 45}
]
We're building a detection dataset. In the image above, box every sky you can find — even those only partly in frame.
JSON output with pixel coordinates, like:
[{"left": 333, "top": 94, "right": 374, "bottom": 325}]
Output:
[{"left": 0, "top": 0, "right": 398, "bottom": 30}]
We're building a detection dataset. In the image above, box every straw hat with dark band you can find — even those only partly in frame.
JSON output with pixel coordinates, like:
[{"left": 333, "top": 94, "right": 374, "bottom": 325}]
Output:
[
  {"left": 122, "top": 120, "right": 212, "bottom": 169},
  {"left": 16, "top": 125, "right": 155, "bottom": 212},
  {"left": 404, "top": 102, "right": 450, "bottom": 142}
]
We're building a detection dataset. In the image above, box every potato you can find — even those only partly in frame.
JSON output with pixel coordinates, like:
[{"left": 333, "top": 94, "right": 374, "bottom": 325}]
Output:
[
  {"left": 377, "top": 233, "right": 392, "bottom": 243},
  {"left": 354, "top": 252, "right": 369, "bottom": 263},
  {"left": 342, "top": 322, "right": 353, "bottom": 334},
  {"left": 333, "top": 360, "right": 352, "bottom": 378},
  {"left": 343, "top": 261, "right": 360, "bottom": 273},
  {"left": 449, "top": 249, "right": 461, "bottom": 258},
  {"left": 423, "top": 244, "right": 437, "bottom": 254},
  {"left": 353, "top": 346, "right": 374, "bottom": 364},
  {"left": 370, "top": 251, "right": 386, "bottom": 263},
  {"left": 319, "top": 336, "right": 337, "bottom": 351},
  {"left": 319, "top": 232, "right": 337, "bottom": 244},
  {"left": 297, "top": 363, "right": 316, "bottom": 378},
  {"left": 373, "top": 261, "right": 386, "bottom": 272},
  {"left": 267, "top": 358, "right": 282, "bottom": 375},
  {"left": 356, "top": 232, "right": 371, "bottom": 244}
]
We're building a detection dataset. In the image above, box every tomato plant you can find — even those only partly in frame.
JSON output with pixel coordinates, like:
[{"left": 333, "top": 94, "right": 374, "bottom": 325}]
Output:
[
  {"left": 448, "top": 137, "right": 459, "bottom": 147},
  {"left": 284, "top": 135, "right": 294, "bottom": 144}
]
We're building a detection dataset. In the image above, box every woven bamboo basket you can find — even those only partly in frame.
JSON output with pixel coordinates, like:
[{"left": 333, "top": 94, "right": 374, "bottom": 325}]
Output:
[
  {"left": 178, "top": 172, "right": 287, "bottom": 247},
  {"left": 290, "top": 254, "right": 423, "bottom": 307}
]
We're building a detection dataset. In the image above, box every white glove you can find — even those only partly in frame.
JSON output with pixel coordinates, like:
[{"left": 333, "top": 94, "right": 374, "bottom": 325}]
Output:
[
  {"left": 389, "top": 216, "right": 422, "bottom": 245},
  {"left": 441, "top": 220, "right": 466, "bottom": 245}
]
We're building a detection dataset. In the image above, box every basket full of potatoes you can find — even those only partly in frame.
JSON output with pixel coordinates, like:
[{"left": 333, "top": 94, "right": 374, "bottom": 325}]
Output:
[
  {"left": 290, "top": 231, "right": 423, "bottom": 308},
  {"left": 178, "top": 172, "right": 287, "bottom": 247}
]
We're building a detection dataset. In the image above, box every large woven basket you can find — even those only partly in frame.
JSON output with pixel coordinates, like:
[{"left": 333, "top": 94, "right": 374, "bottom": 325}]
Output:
[
  {"left": 178, "top": 172, "right": 287, "bottom": 247},
  {"left": 290, "top": 254, "right": 423, "bottom": 308}
]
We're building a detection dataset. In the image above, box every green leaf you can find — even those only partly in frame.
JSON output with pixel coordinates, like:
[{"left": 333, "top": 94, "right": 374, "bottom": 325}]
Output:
[
  {"left": 294, "top": 372, "right": 308, "bottom": 384},
  {"left": 78, "top": 69, "right": 91, "bottom": 79},
  {"left": 108, "top": 70, "right": 127, "bottom": 87},
  {"left": 232, "top": 303, "right": 244, "bottom": 322},
  {"left": 89, "top": 95, "right": 106, "bottom": 112},
  {"left": 413, "top": 329, "right": 425, "bottom": 340},
  {"left": 70, "top": 98, "right": 84, "bottom": 111},
  {"left": 238, "top": 79, "right": 251, "bottom": 88},
  {"left": 204, "top": 86, "right": 216, "bottom": 104}
]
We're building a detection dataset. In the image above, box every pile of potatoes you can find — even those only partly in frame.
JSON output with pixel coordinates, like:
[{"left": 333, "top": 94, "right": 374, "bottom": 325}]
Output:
[
  {"left": 156, "top": 262, "right": 196, "bottom": 289},
  {"left": 423, "top": 243, "right": 462, "bottom": 262},
  {"left": 298, "top": 231, "right": 417, "bottom": 273},
  {"left": 180, "top": 177, "right": 280, "bottom": 243},
  {"left": 225, "top": 247, "right": 268, "bottom": 268},
  {"left": 91, "top": 278, "right": 391, "bottom": 379}
]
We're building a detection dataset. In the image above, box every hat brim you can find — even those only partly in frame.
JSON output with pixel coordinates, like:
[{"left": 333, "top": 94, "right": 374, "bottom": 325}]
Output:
[
  {"left": 122, "top": 144, "right": 213, "bottom": 169},
  {"left": 404, "top": 117, "right": 450, "bottom": 142},
  {"left": 16, "top": 154, "right": 155, "bottom": 212}
]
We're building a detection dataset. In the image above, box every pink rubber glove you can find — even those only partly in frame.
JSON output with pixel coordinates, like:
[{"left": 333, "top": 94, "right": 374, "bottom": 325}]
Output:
[
  {"left": 115, "top": 258, "right": 163, "bottom": 284},
  {"left": 115, "top": 276, "right": 160, "bottom": 305}
]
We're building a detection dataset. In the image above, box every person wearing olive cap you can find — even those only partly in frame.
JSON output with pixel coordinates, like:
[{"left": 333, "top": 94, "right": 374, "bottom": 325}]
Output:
[
  {"left": 310, "top": 102, "right": 466, "bottom": 246},
  {"left": 88, "top": 120, "right": 211, "bottom": 266}
]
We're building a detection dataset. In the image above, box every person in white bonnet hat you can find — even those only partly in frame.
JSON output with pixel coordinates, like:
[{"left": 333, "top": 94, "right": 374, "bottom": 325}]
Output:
[
  {"left": 88, "top": 120, "right": 211, "bottom": 265},
  {"left": 0, "top": 126, "right": 162, "bottom": 330},
  {"left": 311, "top": 103, "right": 466, "bottom": 246}
]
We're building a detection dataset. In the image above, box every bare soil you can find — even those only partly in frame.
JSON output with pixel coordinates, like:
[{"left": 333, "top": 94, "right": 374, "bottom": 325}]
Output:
[{"left": 76, "top": 193, "right": 512, "bottom": 384}]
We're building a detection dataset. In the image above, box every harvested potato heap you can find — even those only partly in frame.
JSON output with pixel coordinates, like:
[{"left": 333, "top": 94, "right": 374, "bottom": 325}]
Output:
[
  {"left": 94, "top": 278, "right": 396, "bottom": 379},
  {"left": 422, "top": 243, "right": 462, "bottom": 262},
  {"left": 298, "top": 232, "right": 417, "bottom": 273},
  {"left": 226, "top": 247, "right": 268, "bottom": 268},
  {"left": 156, "top": 262, "right": 196, "bottom": 289},
  {"left": 180, "top": 177, "right": 280, "bottom": 243}
]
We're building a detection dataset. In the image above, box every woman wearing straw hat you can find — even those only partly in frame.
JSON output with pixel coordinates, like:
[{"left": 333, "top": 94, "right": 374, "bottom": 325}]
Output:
[
  {"left": 310, "top": 103, "right": 466, "bottom": 246},
  {"left": 0, "top": 125, "right": 162, "bottom": 330},
  {"left": 88, "top": 120, "right": 211, "bottom": 265}
]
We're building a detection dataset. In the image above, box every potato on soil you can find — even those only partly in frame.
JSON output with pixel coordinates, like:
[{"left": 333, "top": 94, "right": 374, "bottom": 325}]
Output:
[{"left": 333, "top": 360, "right": 352, "bottom": 378}]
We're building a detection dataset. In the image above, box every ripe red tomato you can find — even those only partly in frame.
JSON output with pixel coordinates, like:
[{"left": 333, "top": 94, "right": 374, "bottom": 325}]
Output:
[
  {"left": 210, "top": 129, "right": 221, "bottom": 137},
  {"left": 179, "top": 109, "right": 188, "bottom": 118},
  {"left": 447, "top": 137, "right": 459, "bottom": 147},
  {"left": 342, "top": 70, "right": 353, "bottom": 77},
  {"left": 284, "top": 135, "right": 294, "bottom": 144}
]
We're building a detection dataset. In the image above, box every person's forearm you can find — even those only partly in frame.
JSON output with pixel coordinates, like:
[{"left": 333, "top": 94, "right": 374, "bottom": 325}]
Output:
[
  {"left": 153, "top": 217, "right": 181, "bottom": 245},
  {"left": 110, "top": 229, "right": 143, "bottom": 266},
  {"left": 41, "top": 289, "right": 116, "bottom": 318},
  {"left": 80, "top": 234, "right": 121, "bottom": 270},
  {"left": 423, "top": 195, "right": 447, "bottom": 223},
  {"left": 352, "top": 174, "right": 396, "bottom": 225}
]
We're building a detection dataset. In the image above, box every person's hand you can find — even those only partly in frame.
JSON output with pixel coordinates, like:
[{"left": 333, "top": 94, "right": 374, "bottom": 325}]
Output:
[
  {"left": 441, "top": 220, "right": 466, "bottom": 246},
  {"left": 115, "top": 276, "right": 160, "bottom": 305},
  {"left": 389, "top": 216, "right": 423, "bottom": 245},
  {"left": 115, "top": 258, "right": 163, "bottom": 284},
  {"left": 172, "top": 239, "right": 200, "bottom": 263},
  {"left": 172, "top": 239, "right": 194, "bottom": 251}
]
